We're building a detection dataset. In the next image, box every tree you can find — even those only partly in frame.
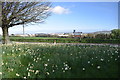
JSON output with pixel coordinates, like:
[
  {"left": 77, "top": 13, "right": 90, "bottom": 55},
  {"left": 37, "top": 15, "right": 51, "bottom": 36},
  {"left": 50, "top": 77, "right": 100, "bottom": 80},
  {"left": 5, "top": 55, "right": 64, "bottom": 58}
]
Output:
[
  {"left": 111, "top": 29, "right": 120, "bottom": 39},
  {"left": 95, "top": 34, "right": 110, "bottom": 39},
  {"left": 86, "top": 33, "right": 95, "bottom": 38},
  {"left": 0, "top": 2, "right": 1, "bottom": 27},
  {"left": 1, "top": 1, "right": 51, "bottom": 44}
]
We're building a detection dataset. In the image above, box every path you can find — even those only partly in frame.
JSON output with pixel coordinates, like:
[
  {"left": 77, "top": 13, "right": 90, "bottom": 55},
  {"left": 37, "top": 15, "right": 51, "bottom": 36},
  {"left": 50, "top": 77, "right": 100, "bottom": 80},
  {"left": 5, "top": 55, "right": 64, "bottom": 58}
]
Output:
[{"left": 12, "top": 42, "right": 119, "bottom": 47}]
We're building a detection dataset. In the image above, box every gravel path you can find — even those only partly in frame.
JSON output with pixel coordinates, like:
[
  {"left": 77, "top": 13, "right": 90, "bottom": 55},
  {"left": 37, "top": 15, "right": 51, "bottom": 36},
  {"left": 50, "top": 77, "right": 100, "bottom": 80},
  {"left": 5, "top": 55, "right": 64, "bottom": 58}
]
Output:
[{"left": 12, "top": 42, "right": 119, "bottom": 47}]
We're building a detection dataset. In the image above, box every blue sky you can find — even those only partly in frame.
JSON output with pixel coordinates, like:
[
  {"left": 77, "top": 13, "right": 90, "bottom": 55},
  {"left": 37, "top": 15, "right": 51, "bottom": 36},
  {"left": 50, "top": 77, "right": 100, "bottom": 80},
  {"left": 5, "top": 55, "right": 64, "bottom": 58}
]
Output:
[{"left": 0, "top": 2, "right": 118, "bottom": 34}]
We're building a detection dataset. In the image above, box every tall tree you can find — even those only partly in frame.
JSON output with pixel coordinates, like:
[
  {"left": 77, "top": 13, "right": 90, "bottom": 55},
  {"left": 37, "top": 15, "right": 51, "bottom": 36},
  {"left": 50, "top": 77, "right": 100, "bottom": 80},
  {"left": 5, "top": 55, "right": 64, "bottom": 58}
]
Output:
[
  {"left": 0, "top": 2, "right": 1, "bottom": 28},
  {"left": 111, "top": 29, "right": 120, "bottom": 39},
  {"left": 1, "top": 1, "right": 51, "bottom": 44}
]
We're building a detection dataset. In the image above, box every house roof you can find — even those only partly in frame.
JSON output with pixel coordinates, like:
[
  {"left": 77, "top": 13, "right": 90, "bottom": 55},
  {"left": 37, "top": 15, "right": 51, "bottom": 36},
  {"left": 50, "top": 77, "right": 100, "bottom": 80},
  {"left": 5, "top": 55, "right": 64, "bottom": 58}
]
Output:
[
  {"left": 73, "top": 32, "right": 82, "bottom": 33},
  {"left": 73, "top": 32, "right": 82, "bottom": 35}
]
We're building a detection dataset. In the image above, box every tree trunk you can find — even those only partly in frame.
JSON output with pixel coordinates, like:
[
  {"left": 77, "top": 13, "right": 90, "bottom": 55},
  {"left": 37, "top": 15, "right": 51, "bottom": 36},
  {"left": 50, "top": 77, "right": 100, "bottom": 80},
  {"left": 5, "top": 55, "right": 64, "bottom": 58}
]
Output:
[{"left": 2, "top": 27, "right": 10, "bottom": 44}]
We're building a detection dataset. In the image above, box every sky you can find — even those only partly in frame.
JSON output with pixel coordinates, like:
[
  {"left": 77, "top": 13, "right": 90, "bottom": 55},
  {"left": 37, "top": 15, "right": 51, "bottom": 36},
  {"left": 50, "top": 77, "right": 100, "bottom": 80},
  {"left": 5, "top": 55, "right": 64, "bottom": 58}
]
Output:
[
  {"left": 0, "top": 2, "right": 118, "bottom": 35},
  {"left": 0, "top": 0, "right": 119, "bottom": 2}
]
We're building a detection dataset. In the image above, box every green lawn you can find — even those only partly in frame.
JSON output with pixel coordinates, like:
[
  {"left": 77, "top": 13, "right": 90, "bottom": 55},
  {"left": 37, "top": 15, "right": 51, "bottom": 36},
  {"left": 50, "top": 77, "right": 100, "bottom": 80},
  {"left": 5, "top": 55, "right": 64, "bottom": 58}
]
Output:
[
  {"left": 1, "top": 44, "right": 119, "bottom": 78},
  {"left": 9, "top": 36, "right": 120, "bottom": 44},
  {"left": 9, "top": 36, "right": 72, "bottom": 40},
  {"left": 9, "top": 36, "right": 78, "bottom": 43}
]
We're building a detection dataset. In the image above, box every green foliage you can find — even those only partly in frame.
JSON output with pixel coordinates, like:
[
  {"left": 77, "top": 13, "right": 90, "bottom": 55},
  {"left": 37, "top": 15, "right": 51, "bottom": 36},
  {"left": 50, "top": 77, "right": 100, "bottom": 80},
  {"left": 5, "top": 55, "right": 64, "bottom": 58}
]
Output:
[
  {"left": 2, "top": 44, "right": 119, "bottom": 78},
  {"left": 111, "top": 29, "right": 120, "bottom": 39},
  {"left": 81, "top": 38, "right": 120, "bottom": 44},
  {"left": 95, "top": 34, "right": 111, "bottom": 39}
]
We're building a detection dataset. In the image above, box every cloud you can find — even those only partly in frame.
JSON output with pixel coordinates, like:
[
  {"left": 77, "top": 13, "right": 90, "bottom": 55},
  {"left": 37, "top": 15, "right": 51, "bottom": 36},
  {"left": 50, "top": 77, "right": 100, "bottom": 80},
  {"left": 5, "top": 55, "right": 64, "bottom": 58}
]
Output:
[{"left": 51, "top": 6, "right": 71, "bottom": 14}]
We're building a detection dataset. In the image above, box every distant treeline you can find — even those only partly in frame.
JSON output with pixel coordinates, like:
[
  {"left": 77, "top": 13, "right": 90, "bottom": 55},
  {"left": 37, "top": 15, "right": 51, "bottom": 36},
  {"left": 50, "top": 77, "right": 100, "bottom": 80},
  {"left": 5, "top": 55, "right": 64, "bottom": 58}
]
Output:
[
  {"left": 84, "top": 29, "right": 120, "bottom": 39},
  {"left": 10, "top": 29, "right": 120, "bottom": 39},
  {"left": 9, "top": 29, "right": 120, "bottom": 44}
]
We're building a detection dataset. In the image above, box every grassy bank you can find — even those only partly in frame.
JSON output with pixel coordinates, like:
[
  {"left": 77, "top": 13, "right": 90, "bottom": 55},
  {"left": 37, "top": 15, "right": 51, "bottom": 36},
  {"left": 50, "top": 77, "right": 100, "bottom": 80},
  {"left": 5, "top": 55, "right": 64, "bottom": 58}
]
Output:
[{"left": 2, "top": 44, "right": 119, "bottom": 78}]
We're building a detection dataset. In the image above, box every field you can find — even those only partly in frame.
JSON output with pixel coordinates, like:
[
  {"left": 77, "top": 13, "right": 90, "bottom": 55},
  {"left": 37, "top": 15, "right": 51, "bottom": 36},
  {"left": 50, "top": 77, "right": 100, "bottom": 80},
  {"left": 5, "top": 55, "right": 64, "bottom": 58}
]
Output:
[
  {"left": 9, "top": 37, "right": 68, "bottom": 39},
  {"left": 10, "top": 37, "right": 78, "bottom": 43},
  {"left": 1, "top": 43, "right": 120, "bottom": 78}
]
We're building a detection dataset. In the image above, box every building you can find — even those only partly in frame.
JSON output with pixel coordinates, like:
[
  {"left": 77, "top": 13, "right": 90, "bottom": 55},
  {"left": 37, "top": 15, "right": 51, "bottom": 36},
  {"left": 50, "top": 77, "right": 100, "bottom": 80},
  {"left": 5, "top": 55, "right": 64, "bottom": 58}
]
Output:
[
  {"left": 58, "top": 34, "right": 69, "bottom": 38},
  {"left": 11, "top": 34, "right": 29, "bottom": 37},
  {"left": 72, "top": 30, "right": 82, "bottom": 38},
  {"left": 35, "top": 33, "right": 50, "bottom": 37},
  {"left": 58, "top": 33, "right": 70, "bottom": 38}
]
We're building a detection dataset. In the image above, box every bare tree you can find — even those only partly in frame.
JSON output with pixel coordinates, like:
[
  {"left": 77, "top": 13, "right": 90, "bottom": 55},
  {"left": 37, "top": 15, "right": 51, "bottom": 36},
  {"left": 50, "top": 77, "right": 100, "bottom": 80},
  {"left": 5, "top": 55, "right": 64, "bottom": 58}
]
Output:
[
  {"left": 1, "top": 1, "right": 51, "bottom": 44},
  {"left": 0, "top": 2, "right": 1, "bottom": 28}
]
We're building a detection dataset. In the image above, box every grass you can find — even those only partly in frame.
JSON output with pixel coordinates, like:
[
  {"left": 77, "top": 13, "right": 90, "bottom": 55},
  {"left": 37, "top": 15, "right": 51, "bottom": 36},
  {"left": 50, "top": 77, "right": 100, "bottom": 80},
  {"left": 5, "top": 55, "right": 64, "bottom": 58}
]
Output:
[
  {"left": 9, "top": 36, "right": 72, "bottom": 40},
  {"left": 9, "top": 36, "right": 78, "bottom": 43},
  {"left": 9, "top": 36, "right": 120, "bottom": 44},
  {"left": 1, "top": 44, "right": 120, "bottom": 78}
]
